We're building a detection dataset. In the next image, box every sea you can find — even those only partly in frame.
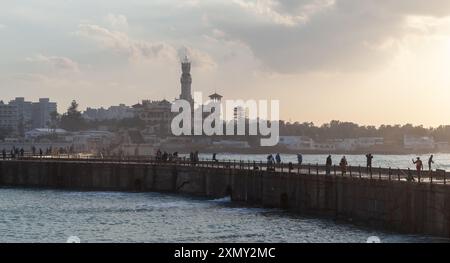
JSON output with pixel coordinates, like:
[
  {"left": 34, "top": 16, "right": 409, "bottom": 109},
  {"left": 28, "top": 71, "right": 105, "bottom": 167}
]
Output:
[{"left": 1, "top": 153, "right": 450, "bottom": 243}]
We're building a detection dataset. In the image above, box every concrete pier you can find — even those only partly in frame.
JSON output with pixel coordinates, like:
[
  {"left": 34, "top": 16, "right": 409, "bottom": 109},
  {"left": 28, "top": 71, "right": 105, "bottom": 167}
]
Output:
[{"left": 1, "top": 158, "right": 450, "bottom": 238}]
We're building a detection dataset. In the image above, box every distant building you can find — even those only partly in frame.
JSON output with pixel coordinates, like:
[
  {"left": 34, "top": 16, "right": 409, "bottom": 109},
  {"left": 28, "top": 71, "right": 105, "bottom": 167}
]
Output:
[
  {"left": 212, "top": 140, "right": 250, "bottom": 149},
  {"left": 31, "top": 98, "right": 57, "bottom": 128},
  {"left": 83, "top": 104, "right": 134, "bottom": 121},
  {"left": 356, "top": 137, "right": 384, "bottom": 148},
  {"left": 334, "top": 139, "right": 358, "bottom": 151},
  {"left": 5, "top": 97, "right": 57, "bottom": 130},
  {"left": 0, "top": 100, "right": 18, "bottom": 132},
  {"left": 72, "top": 130, "right": 115, "bottom": 153},
  {"left": 9, "top": 97, "right": 33, "bottom": 131},
  {"left": 404, "top": 135, "right": 435, "bottom": 150},
  {"left": 1, "top": 97, "right": 57, "bottom": 135},
  {"left": 25, "top": 128, "right": 68, "bottom": 140},
  {"left": 278, "top": 136, "right": 314, "bottom": 150},
  {"left": 133, "top": 100, "right": 173, "bottom": 135},
  {"left": 333, "top": 137, "right": 384, "bottom": 151},
  {"left": 134, "top": 58, "right": 203, "bottom": 136},
  {"left": 313, "top": 142, "right": 336, "bottom": 151},
  {"left": 208, "top": 93, "right": 223, "bottom": 102},
  {"left": 233, "top": 106, "right": 247, "bottom": 121}
]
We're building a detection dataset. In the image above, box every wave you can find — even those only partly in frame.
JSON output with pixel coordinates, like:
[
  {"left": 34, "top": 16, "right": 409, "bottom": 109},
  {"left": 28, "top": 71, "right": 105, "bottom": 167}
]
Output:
[{"left": 209, "top": 196, "right": 231, "bottom": 203}]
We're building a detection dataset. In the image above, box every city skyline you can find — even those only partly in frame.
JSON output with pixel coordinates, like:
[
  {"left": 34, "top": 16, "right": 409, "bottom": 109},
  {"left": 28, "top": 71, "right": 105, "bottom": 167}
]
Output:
[
  {"left": 5, "top": 94, "right": 450, "bottom": 129},
  {"left": 2, "top": 1, "right": 450, "bottom": 127}
]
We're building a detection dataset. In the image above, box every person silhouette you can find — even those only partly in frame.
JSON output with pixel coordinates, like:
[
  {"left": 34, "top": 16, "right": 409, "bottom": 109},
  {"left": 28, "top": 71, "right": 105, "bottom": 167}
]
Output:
[
  {"left": 275, "top": 153, "right": 281, "bottom": 164},
  {"left": 412, "top": 157, "right": 423, "bottom": 177},
  {"left": 428, "top": 155, "right": 434, "bottom": 171},
  {"left": 297, "top": 154, "right": 303, "bottom": 165},
  {"left": 326, "top": 155, "right": 332, "bottom": 175},
  {"left": 340, "top": 156, "right": 348, "bottom": 175},
  {"left": 366, "top": 153, "right": 374, "bottom": 174}
]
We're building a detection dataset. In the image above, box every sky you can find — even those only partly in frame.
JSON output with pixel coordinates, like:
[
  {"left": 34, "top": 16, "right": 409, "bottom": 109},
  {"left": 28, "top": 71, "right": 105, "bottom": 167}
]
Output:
[{"left": 1, "top": 0, "right": 450, "bottom": 127}]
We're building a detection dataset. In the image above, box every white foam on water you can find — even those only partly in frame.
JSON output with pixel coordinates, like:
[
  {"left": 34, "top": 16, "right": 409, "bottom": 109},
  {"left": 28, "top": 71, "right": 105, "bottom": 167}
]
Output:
[{"left": 209, "top": 196, "right": 231, "bottom": 203}]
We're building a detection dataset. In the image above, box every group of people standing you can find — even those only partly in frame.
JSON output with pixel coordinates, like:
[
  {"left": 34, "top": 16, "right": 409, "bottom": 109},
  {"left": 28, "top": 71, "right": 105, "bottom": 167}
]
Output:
[
  {"left": 267, "top": 153, "right": 282, "bottom": 165},
  {"left": 264, "top": 153, "right": 438, "bottom": 176},
  {"left": 328, "top": 154, "right": 375, "bottom": 175},
  {"left": 190, "top": 151, "right": 200, "bottom": 163},
  {"left": 265, "top": 153, "right": 353, "bottom": 175},
  {"left": 152, "top": 150, "right": 208, "bottom": 164},
  {"left": 412, "top": 155, "right": 435, "bottom": 173},
  {"left": 155, "top": 149, "right": 180, "bottom": 162},
  {"left": 2, "top": 147, "right": 25, "bottom": 160},
  {"left": 1, "top": 146, "right": 77, "bottom": 160},
  {"left": 332, "top": 154, "right": 371, "bottom": 175}
]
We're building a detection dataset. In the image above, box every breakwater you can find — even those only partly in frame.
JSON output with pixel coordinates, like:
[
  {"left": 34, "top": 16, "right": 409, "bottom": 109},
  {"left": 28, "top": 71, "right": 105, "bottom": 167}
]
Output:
[{"left": 1, "top": 158, "right": 450, "bottom": 238}]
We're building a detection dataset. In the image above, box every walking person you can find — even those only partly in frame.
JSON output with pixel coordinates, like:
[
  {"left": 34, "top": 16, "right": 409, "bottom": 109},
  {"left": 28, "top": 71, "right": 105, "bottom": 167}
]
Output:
[
  {"left": 428, "top": 155, "right": 434, "bottom": 171},
  {"left": 412, "top": 157, "right": 423, "bottom": 178},
  {"left": 2, "top": 149, "right": 6, "bottom": 160},
  {"left": 366, "top": 153, "right": 373, "bottom": 175},
  {"left": 212, "top": 153, "right": 218, "bottom": 162},
  {"left": 194, "top": 151, "right": 199, "bottom": 163},
  {"left": 275, "top": 153, "right": 281, "bottom": 165},
  {"left": 326, "top": 155, "right": 332, "bottom": 176},
  {"left": 339, "top": 156, "right": 348, "bottom": 176},
  {"left": 162, "top": 151, "right": 168, "bottom": 162},
  {"left": 267, "top": 154, "right": 274, "bottom": 164},
  {"left": 297, "top": 154, "right": 303, "bottom": 165},
  {"left": 267, "top": 154, "right": 274, "bottom": 170},
  {"left": 156, "top": 149, "right": 162, "bottom": 161}
]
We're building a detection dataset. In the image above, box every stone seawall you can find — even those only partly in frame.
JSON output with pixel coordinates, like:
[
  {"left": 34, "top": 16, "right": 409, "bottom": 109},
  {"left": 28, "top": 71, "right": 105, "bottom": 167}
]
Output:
[
  {"left": 0, "top": 160, "right": 232, "bottom": 197},
  {"left": 230, "top": 170, "right": 450, "bottom": 237},
  {"left": 1, "top": 160, "right": 450, "bottom": 238}
]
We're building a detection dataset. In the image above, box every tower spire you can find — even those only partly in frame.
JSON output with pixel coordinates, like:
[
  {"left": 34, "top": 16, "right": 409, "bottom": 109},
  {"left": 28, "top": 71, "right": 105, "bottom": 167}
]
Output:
[{"left": 180, "top": 56, "right": 193, "bottom": 104}]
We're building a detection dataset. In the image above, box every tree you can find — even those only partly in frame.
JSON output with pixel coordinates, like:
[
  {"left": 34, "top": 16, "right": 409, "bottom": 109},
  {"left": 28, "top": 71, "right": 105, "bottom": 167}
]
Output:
[
  {"left": 278, "top": 120, "right": 446, "bottom": 145},
  {"left": 49, "top": 111, "right": 61, "bottom": 133},
  {"left": 60, "top": 100, "right": 85, "bottom": 131}
]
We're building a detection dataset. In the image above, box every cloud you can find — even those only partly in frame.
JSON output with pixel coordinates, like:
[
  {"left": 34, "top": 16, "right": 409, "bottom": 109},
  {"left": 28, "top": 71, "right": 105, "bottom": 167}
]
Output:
[
  {"left": 175, "top": 0, "right": 201, "bottom": 8},
  {"left": 0, "top": 24, "right": 6, "bottom": 30},
  {"left": 75, "top": 23, "right": 216, "bottom": 69},
  {"left": 26, "top": 54, "right": 80, "bottom": 72},
  {"left": 178, "top": 46, "right": 217, "bottom": 70},
  {"left": 207, "top": 0, "right": 450, "bottom": 73},
  {"left": 105, "top": 13, "right": 129, "bottom": 28},
  {"left": 5, "top": 0, "right": 450, "bottom": 76},
  {"left": 232, "top": 0, "right": 335, "bottom": 26},
  {"left": 75, "top": 24, "right": 177, "bottom": 61},
  {"left": 374, "top": 0, "right": 450, "bottom": 17}
]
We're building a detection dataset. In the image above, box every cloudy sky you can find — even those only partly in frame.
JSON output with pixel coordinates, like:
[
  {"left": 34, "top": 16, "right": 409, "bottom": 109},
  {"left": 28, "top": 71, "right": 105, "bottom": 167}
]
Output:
[{"left": 1, "top": 0, "right": 450, "bottom": 126}]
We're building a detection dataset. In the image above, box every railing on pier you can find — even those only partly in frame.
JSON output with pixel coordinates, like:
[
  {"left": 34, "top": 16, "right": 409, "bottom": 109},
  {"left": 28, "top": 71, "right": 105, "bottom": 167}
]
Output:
[{"left": 1, "top": 154, "right": 448, "bottom": 186}]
